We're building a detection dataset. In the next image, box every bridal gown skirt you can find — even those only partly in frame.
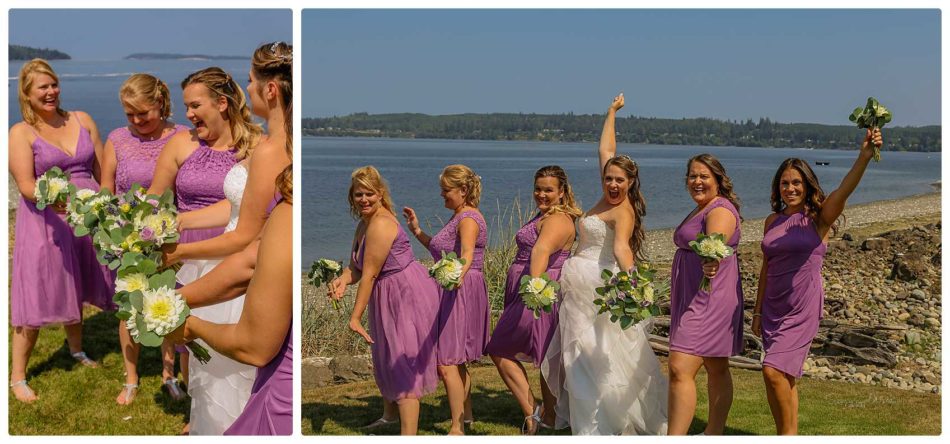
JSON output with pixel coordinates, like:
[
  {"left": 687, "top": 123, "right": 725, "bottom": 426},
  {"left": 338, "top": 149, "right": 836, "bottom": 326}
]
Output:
[
  {"left": 541, "top": 256, "right": 669, "bottom": 435},
  {"left": 180, "top": 258, "right": 257, "bottom": 435}
]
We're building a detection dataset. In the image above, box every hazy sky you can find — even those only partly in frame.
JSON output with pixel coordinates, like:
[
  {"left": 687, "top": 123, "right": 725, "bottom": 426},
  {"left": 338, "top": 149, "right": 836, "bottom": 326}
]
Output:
[
  {"left": 303, "top": 9, "right": 940, "bottom": 126},
  {"left": 10, "top": 9, "right": 292, "bottom": 60}
]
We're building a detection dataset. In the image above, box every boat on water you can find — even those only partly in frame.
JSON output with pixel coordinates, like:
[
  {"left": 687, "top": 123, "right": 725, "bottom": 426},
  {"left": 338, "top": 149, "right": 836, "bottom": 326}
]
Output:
[{"left": 815, "top": 161, "right": 830, "bottom": 166}]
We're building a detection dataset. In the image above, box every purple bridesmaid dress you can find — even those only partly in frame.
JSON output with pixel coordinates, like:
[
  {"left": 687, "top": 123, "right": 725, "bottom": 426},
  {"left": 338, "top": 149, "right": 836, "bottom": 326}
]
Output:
[
  {"left": 108, "top": 124, "right": 188, "bottom": 194},
  {"left": 760, "top": 212, "right": 827, "bottom": 378},
  {"left": 175, "top": 139, "right": 237, "bottom": 243},
  {"left": 485, "top": 214, "right": 570, "bottom": 367},
  {"left": 427, "top": 210, "right": 491, "bottom": 365},
  {"left": 669, "top": 197, "right": 744, "bottom": 357},
  {"left": 11, "top": 123, "right": 115, "bottom": 327},
  {"left": 353, "top": 224, "right": 441, "bottom": 401},
  {"left": 225, "top": 325, "right": 292, "bottom": 435}
]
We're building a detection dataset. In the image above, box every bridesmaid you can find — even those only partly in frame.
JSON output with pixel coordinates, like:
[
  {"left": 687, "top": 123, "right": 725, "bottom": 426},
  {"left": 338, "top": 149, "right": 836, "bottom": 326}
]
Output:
[
  {"left": 147, "top": 66, "right": 262, "bottom": 435},
  {"left": 753, "top": 128, "right": 882, "bottom": 435},
  {"left": 330, "top": 166, "right": 441, "bottom": 435},
  {"left": 169, "top": 154, "right": 293, "bottom": 435},
  {"left": 100, "top": 73, "right": 189, "bottom": 404},
  {"left": 485, "top": 165, "right": 581, "bottom": 434},
  {"left": 403, "top": 164, "right": 490, "bottom": 435},
  {"left": 8, "top": 59, "right": 114, "bottom": 402},
  {"left": 667, "top": 153, "right": 743, "bottom": 435}
]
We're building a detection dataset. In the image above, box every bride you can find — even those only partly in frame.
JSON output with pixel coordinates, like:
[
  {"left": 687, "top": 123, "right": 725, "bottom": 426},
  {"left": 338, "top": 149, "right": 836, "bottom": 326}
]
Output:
[{"left": 541, "top": 93, "right": 668, "bottom": 435}]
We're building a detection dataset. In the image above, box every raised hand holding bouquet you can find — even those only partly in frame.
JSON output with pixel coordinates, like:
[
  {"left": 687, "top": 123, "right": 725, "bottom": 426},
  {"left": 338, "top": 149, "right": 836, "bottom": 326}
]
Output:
[
  {"left": 593, "top": 263, "right": 669, "bottom": 330},
  {"left": 429, "top": 251, "right": 466, "bottom": 290},
  {"left": 689, "top": 232, "right": 734, "bottom": 291},
  {"left": 116, "top": 268, "right": 211, "bottom": 363},
  {"left": 849, "top": 97, "right": 892, "bottom": 162},
  {"left": 519, "top": 273, "right": 560, "bottom": 319},
  {"left": 34, "top": 166, "right": 71, "bottom": 210},
  {"left": 309, "top": 258, "right": 344, "bottom": 310}
]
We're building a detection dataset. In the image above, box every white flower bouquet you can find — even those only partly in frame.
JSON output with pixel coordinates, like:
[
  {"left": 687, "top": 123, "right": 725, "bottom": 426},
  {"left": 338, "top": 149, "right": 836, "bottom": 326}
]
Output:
[
  {"left": 33, "top": 166, "right": 72, "bottom": 210},
  {"left": 429, "top": 251, "right": 466, "bottom": 290},
  {"left": 849, "top": 97, "right": 892, "bottom": 162},
  {"left": 309, "top": 258, "right": 344, "bottom": 310},
  {"left": 115, "top": 268, "right": 211, "bottom": 363},
  {"left": 593, "top": 264, "right": 669, "bottom": 330},
  {"left": 688, "top": 232, "right": 734, "bottom": 291},
  {"left": 519, "top": 273, "right": 560, "bottom": 319}
]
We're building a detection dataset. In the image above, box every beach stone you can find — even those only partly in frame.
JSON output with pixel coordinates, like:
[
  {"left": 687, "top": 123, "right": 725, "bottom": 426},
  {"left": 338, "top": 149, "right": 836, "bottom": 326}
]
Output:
[
  {"left": 910, "top": 289, "right": 927, "bottom": 300},
  {"left": 329, "top": 355, "right": 374, "bottom": 383},
  {"left": 302, "top": 358, "right": 333, "bottom": 389},
  {"left": 862, "top": 237, "right": 890, "bottom": 251},
  {"left": 898, "top": 312, "right": 911, "bottom": 322},
  {"left": 924, "top": 318, "right": 940, "bottom": 329},
  {"left": 904, "top": 331, "right": 921, "bottom": 345}
]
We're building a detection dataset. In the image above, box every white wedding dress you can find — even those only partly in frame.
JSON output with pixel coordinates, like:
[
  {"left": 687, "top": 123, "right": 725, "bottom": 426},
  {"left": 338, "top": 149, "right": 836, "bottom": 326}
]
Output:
[
  {"left": 177, "top": 163, "right": 256, "bottom": 435},
  {"left": 541, "top": 215, "right": 669, "bottom": 435}
]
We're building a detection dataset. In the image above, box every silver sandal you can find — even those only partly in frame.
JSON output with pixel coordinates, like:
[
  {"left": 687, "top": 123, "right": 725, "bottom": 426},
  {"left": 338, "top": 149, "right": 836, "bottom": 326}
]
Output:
[
  {"left": 163, "top": 378, "right": 185, "bottom": 401},
  {"left": 10, "top": 380, "right": 37, "bottom": 403},
  {"left": 117, "top": 383, "right": 139, "bottom": 405},
  {"left": 71, "top": 351, "right": 99, "bottom": 368}
]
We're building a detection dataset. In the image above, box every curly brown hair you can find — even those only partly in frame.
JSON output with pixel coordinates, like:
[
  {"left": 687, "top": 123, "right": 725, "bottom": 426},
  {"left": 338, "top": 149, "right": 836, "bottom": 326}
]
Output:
[
  {"left": 770, "top": 158, "right": 841, "bottom": 233},
  {"left": 534, "top": 165, "right": 583, "bottom": 219}
]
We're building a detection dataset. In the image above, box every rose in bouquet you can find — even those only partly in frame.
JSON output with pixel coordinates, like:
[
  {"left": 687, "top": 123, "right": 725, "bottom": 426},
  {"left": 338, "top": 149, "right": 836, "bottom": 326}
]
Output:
[
  {"left": 519, "top": 273, "right": 560, "bottom": 319},
  {"left": 308, "top": 258, "right": 344, "bottom": 310},
  {"left": 688, "top": 232, "right": 734, "bottom": 291},
  {"left": 848, "top": 97, "right": 892, "bottom": 162},
  {"left": 34, "top": 166, "right": 72, "bottom": 210},
  {"left": 115, "top": 268, "right": 211, "bottom": 363},
  {"left": 429, "top": 251, "right": 466, "bottom": 290},
  {"left": 593, "top": 263, "right": 669, "bottom": 330}
]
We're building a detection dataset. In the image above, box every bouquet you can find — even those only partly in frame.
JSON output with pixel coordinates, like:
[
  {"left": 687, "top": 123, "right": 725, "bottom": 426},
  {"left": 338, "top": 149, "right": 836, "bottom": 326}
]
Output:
[
  {"left": 66, "top": 188, "right": 118, "bottom": 237},
  {"left": 519, "top": 273, "right": 560, "bottom": 319},
  {"left": 309, "top": 258, "right": 344, "bottom": 310},
  {"left": 115, "top": 268, "right": 211, "bottom": 363},
  {"left": 429, "top": 251, "right": 466, "bottom": 290},
  {"left": 593, "top": 264, "right": 669, "bottom": 330},
  {"left": 34, "top": 166, "right": 72, "bottom": 210},
  {"left": 688, "top": 232, "right": 734, "bottom": 291},
  {"left": 848, "top": 97, "right": 892, "bottom": 162}
]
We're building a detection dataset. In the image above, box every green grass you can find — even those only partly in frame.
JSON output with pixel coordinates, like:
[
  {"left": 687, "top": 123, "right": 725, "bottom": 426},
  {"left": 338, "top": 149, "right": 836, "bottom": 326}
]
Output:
[
  {"left": 301, "top": 362, "right": 941, "bottom": 435},
  {"left": 7, "top": 307, "right": 190, "bottom": 435}
]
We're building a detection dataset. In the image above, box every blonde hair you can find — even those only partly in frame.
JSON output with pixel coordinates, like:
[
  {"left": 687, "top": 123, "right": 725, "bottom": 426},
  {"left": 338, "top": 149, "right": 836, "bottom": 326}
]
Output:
[
  {"left": 348, "top": 166, "right": 395, "bottom": 219},
  {"left": 252, "top": 42, "right": 293, "bottom": 158},
  {"left": 440, "top": 164, "right": 482, "bottom": 208},
  {"left": 534, "top": 165, "right": 583, "bottom": 219},
  {"left": 119, "top": 73, "right": 172, "bottom": 119},
  {"left": 181, "top": 67, "right": 263, "bottom": 160},
  {"left": 18, "top": 59, "right": 68, "bottom": 126}
]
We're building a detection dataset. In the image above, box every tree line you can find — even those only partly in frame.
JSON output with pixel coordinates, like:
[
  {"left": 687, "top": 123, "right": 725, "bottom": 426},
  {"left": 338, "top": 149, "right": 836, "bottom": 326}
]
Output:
[
  {"left": 10, "top": 45, "right": 70, "bottom": 61},
  {"left": 303, "top": 113, "right": 940, "bottom": 152}
]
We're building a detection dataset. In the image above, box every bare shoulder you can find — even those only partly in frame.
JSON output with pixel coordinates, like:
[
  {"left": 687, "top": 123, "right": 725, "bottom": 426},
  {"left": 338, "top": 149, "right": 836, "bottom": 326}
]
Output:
[
  {"left": 73, "top": 110, "right": 97, "bottom": 128},
  {"left": 708, "top": 206, "right": 737, "bottom": 222},
  {"left": 763, "top": 212, "right": 781, "bottom": 233},
  {"left": 9, "top": 121, "right": 33, "bottom": 140}
]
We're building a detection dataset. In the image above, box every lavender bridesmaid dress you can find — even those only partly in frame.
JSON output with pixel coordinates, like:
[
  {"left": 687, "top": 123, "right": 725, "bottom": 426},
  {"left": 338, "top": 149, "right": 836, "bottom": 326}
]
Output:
[
  {"left": 760, "top": 212, "right": 827, "bottom": 378},
  {"left": 108, "top": 124, "right": 188, "bottom": 194},
  {"left": 225, "top": 325, "right": 292, "bottom": 435},
  {"left": 175, "top": 139, "right": 237, "bottom": 243},
  {"left": 669, "top": 197, "right": 744, "bottom": 357},
  {"left": 485, "top": 214, "right": 570, "bottom": 367},
  {"left": 427, "top": 210, "right": 491, "bottom": 365},
  {"left": 354, "top": 224, "right": 441, "bottom": 401},
  {"left": 11, "top": 123, "right": 115, "bottom": 327}
]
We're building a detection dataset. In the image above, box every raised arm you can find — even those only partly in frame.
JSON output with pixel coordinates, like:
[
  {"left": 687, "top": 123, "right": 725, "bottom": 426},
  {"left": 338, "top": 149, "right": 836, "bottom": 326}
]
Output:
[
  {"left": 147, "top": 131, "right": 193, "bottom": 195},
  {"left": 165, "top": 139, "right": 290, "bottom": 263},
  {"left": 9, "top": 124, "right": 39, "bottom": 202},
  {"left": 402, "top": 207, "right": 431, "bottom": 248},
  {"left": 817, "top": 128, "right": 881, "bottom": 238},
  {"left": 349, "top": 216, "right": 399, "bottom": 344},
  {"left": 529, "top": 213, "right": 574, "bottom": 277},
  {"left": 75, "top": 111, "right": 105, "bottom": 184},
  {"left": 612, "top": 208, "right": 636, "bottom": 272},
  {"left": 599, "top": 93, "right": 625, "bottom": 174},
  {"left": 178, "top": 202, "right": 292, "bottom": 367},
  {"left": 100, "top": 138, "right": 117, "bottom": 194}
]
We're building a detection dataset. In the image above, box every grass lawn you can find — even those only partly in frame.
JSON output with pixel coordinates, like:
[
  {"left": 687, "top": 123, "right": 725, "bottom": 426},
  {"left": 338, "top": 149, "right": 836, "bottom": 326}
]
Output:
[
  {"left": 7, "top": 307, "right": 190, "bottom": 435},
  {"left": 302, "top": 362, "right": 941, "bottom": 435}
]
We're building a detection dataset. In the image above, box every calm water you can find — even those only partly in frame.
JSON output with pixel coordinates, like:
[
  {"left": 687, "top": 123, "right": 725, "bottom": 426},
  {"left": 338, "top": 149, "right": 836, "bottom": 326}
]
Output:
[
  {"left": 303, "top": 136, "right": 941, "bottom": 264},
  {"left": 8, "top": 59, "right": 259, "bottom": 133}
]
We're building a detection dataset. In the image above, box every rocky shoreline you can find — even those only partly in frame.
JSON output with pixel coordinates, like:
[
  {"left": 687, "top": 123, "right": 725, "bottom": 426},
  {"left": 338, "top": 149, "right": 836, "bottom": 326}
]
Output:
[{"left": 303, "top": 192, "right": 942, "bottom": 394}]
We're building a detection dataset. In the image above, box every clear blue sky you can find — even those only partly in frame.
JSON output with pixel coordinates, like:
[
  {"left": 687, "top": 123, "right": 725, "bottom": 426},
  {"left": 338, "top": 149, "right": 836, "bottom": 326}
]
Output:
[
  {"left": 303, "top": 9, "right": 940, "bottom": 126},
  {"left": 10, "top": 9, "right": 292, "bottom": 60}
]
